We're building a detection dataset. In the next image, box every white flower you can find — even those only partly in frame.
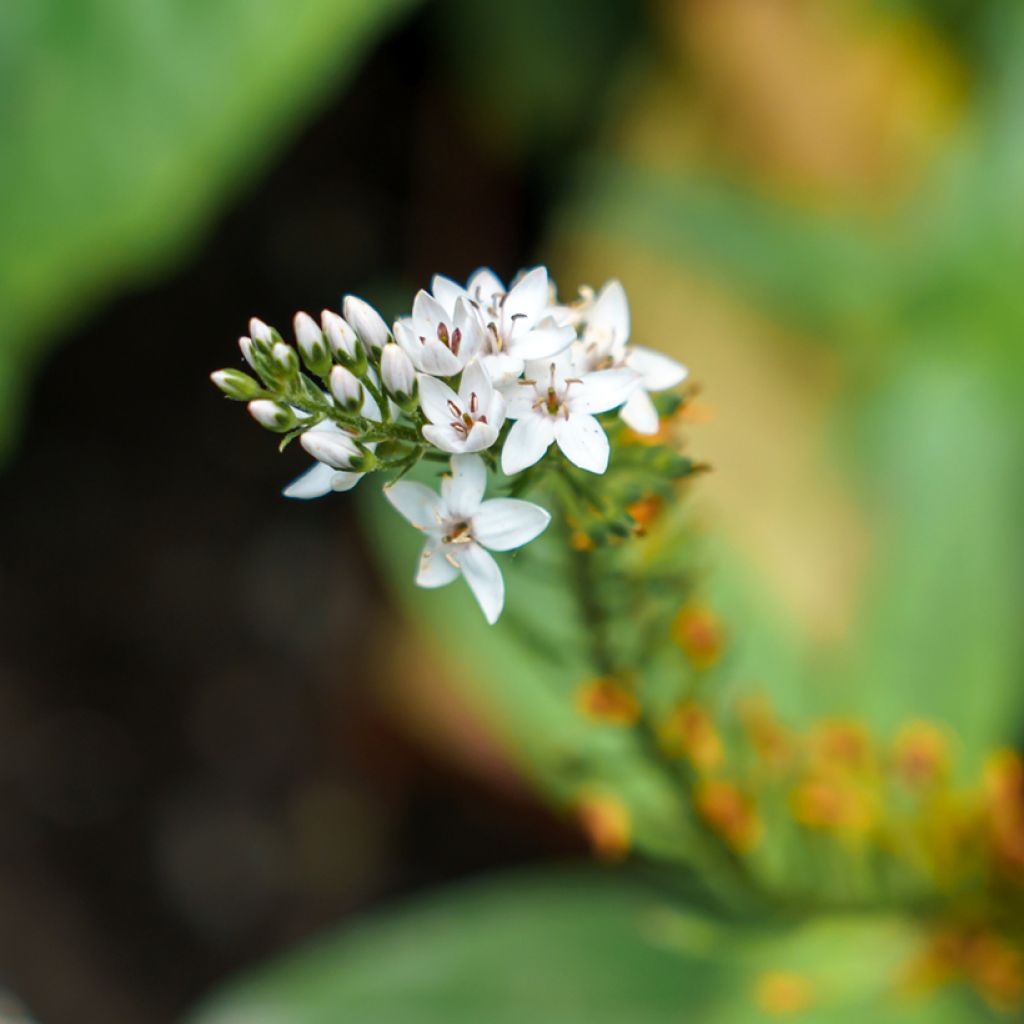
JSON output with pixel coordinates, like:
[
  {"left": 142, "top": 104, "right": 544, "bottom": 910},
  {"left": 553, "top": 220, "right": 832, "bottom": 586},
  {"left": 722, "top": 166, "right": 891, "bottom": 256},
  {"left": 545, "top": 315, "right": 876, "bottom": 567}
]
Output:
[
  {"left": 501, "top": 350, "right": 638, "bottom": 475},
  {"left": 343, "top": 295, "right": 391, "bottom": 352},
  {"left": 429, "top": 267, "right": 575, "bottom": 384},
  {"left": 384, "top": 454, "right": 550, "bottom": 623},
  {"left": 573, "top": 280, "right": 688, "bottom": 435},
  {"left": 418, "top": 359, "right": 506, "bottom": 454},
  {"left": 283, "top": 388, "right": 381, "bottom": 500},
  {"left": 393, "top": 292, "right": 486, "bottom": 376}
]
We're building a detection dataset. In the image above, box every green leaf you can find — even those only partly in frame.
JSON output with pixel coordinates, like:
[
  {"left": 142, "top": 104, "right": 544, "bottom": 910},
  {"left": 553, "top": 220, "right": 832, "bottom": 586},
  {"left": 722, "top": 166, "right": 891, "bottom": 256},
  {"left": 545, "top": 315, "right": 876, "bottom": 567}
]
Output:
[
  {"left": 186, "top": 868, "right": 992, "bottom": 1024},
  {"left": 0, "top": 0, "right": 417, "bottom": 461}
]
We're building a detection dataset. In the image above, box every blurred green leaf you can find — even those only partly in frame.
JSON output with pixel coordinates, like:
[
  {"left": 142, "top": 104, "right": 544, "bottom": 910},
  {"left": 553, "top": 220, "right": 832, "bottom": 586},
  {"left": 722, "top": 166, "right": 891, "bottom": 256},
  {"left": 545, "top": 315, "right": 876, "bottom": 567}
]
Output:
[
  {"left": 0, "top": 0, "right": 417, "bottom": 461},
  {"left": 186, "top": 867, "right": 991, "bottom": 1024}
]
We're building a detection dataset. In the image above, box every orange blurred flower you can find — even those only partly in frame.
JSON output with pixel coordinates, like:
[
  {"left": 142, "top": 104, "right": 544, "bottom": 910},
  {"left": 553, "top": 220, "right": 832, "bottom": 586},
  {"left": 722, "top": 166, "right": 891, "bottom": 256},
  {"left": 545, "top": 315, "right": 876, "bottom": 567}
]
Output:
[
  {"left": 672, "top": 604, "right": 725, "bottom": 670},
  {"left": 577, "top": 791, "right": 631, "bottom": 862},
  {"left": 576, "top": 677, "right": 642, "bottom": 727},
  {"left": 891, "top": 720, "right": 950, "bottom": 790},
  {"left": 660, "top": 701, "right": 725, "bottom": 772},
  {"left": 790, "top": 775, "right": 875, "bottom": 836},
  {"left": 696, "top": 778, "right": 761, "bottom": 853},
  {"left": 983, "top": 749, "right": 1024, "bottom": 880},
  {"left": 755, "top": 970, "right": 814, "bottom": 1016},
  {"left": 807, "top": 718, "right": 872, "bottom": 774}
]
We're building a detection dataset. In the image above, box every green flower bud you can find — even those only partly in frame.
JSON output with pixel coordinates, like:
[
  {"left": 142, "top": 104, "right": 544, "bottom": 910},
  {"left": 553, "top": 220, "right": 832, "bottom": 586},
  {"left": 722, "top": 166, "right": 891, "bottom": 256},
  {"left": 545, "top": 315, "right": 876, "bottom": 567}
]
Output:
[
  {"left": 210, "top": 368, "right": 263, "bottom": 401},
  {"left": 248, "top": 400, "right": 297, "bottom": 433}
]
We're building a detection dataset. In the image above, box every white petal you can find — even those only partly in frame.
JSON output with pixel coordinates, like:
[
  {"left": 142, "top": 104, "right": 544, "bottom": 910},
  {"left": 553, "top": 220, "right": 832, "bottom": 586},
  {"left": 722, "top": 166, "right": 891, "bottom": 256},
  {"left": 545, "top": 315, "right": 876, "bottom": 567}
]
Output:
[
  {"left": 572, "top": 368, "right": 639, "bottom": 414},
  {"left": 504, "top": 266, "right": 549, "bottom": 323},
  {"left": 620, "top": 388, "right": 660, "bottom": 435},
  {"left": 458, "top": 421, "right": 500, "bottom": 453},
  {"left": 384, "top": 481, "right": 443, "bottom": 530},
  {"left": 473, "top": 498, "right": 551, "bottom": 551},
  {"left": 467, "top": 268, "right": 506, "bottom": 307},
  {"left": 480, "top": 352, "right": 525, "bottom": 387},
  {"left": 282, "top": 462, "right": 334, "bottom": 499},
  {"left": 590, "top": 280, "right": 630, "bottom": 345},
  {"left": 418, "top": 374, "right": 461, "bottom": 425},
  {"left": 628, "top": 346, "right": 688, "bottom": 391},
  {"left": 508, "top": 324, "right": 576, "bottom": 361},
  {"left": 453, "top": 299, "right": 486, "bottom": 363},
  {"left": 501, "top": 414, "right": 556, "bottom": 474},
  {"left": 416, "top": 542, "right": 460, "bottom": 588},
  {"left": 555, "top": 414, "right": 610, "bottom": 473},
  {"left": 412, "top": 290, "right": 450, "bottom": 335},
  {"left": 417, "top": 339, "right": 462, "bottom": 377},
  {"left": 503, "top": 383, "right": 539, "bottom": 418},
  {"left": 421, "top": 424, "right": 465, "bottom": 453},
  {"left": 458, "top": 359, "right": 494, "bottom": 407},
  {"left": 393, "top": 319, "right": 422, "bottom": 364},
  {"left": 430, "top": 275, "right": 468, "bottom": 315},
  {"left": 484, "top": 388, "right": 507, "bottom": 430},
  {"left": 455, "top": 543, "right": 505, "bottom": 624},
  {"left": 442, "top": 453, "right": 487, "bottom": 518}
]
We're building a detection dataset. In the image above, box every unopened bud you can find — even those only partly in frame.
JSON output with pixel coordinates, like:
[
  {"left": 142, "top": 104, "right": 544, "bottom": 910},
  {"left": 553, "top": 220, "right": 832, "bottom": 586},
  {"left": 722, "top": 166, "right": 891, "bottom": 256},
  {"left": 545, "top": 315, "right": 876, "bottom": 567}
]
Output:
[
  {"left": 211, "top": 368, "right": 262, "bottom": 401},
  {"left": 239, "top": 336, "right": 257, "bottom": 370},
  {"left": 330, "top": 365, "right": 364, "bottom": 412},
  {"left": 343, "top": 295, "right": 391, "bottom": 352},
  {"left": 321, "top": 309, "right": 365, "bottom": 368},
  {"left": 293, "top": 311, "right": 330, "bottom": 376},
  {"left": 249, "top": 317, "right": 275, "bottom": 348},
  {"left": 272, "top": 342, "right": 299, "bottom": 377},
  {"left": 248, "top": 400, "right": 296, "bottom": 432},
  {"left": 300, "top": 429, "right": 363, "bottom": 470},
  {"left": 380, "top": 343, "right": 416, "bottom": 405}
]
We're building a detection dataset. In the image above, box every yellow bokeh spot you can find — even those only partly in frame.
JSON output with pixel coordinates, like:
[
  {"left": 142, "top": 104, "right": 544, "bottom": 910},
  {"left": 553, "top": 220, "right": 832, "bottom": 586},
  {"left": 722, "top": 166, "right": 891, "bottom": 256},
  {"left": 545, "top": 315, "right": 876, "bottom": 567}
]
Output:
[
  {"left": 577, "top": 792, "right": 631, "bottom": 862},
  {"left": 660, "top": 701, "right": 725, "bottom": 772},
  {"left": 755, "top": 970, "right": 814, "bottom": 1016},
  {"left": 576, "top": 677, "right": 642, "bottom": 727},
  {"left": 695, "top": 778, "right": 761, "bottom": 853},
  {"left": 672, "top": 604, "right": 725, "bottom": 670}
]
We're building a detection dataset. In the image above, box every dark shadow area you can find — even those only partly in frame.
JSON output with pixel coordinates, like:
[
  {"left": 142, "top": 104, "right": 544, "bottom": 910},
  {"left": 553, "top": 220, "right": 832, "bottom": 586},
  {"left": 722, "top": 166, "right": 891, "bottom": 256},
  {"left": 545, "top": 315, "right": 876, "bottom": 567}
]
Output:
[{"left": 0, "top": 12, "right": 584, "bottom": 1023}]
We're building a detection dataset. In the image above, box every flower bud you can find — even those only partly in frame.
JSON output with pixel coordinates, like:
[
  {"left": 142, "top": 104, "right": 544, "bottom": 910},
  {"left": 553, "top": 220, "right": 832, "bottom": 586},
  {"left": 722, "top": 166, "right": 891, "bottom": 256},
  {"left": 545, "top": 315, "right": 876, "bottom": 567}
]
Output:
[
  {"left": 343, "top": 295, "right": 391, "bottom": 352},
  {"left": 248, "top": 400, "right": 296, "bottom": 432},
  {"left": 300, "top": 429, "right": 363, "bottom": 470},
  {"left": 321, "top": 309, "right": 365, "bottom": 369},
  {"left": 330, "top": 365, "right": 363, "bottom": 412},
  {"left": 211, "top": 368, "right": 262, "bottom": 401},
  {"left": 293, "top": 311, "right": 330, "bottom": 376},
  {"left": 248, "top": 317, "right": 276, "bottom": 350},
  {"left": 238, "top": 336, "right": 257, "bottom": 370},
  {"left": 272, "top": 342, "right": 299, "bottom": 377},
  {"left": 380, "top": 342, "right": 416, "bottom": 405}
]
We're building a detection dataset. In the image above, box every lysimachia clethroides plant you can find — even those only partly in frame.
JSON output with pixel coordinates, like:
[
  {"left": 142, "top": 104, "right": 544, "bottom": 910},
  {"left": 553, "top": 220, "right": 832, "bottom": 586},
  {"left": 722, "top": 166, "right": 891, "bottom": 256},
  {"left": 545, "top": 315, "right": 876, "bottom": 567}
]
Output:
[{"left": 211, "top": 267, "right": 692, "bottom": 624}]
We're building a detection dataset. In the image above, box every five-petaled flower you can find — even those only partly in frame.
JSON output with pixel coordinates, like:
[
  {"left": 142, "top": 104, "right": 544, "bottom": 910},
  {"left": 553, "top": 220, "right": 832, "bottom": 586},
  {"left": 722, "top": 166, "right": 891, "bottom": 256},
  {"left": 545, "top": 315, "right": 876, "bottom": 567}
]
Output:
[
  {"left": 418, "top": 360, "right": 507, "bottom": 454},
  {"left": 394, "top": 292, "right": 486, "bottom": 377},
  {"left": 501, "top": 351, "right": 639, "bottom": 475},
  {"left": 431, "top": 267, "right": 576, "bottom": 385},
  {"left": 384, "top": 454, "right": 550, "bottom": 623},
  {"left": 570, "top": 280, "right": 688, "bottom": 436}
]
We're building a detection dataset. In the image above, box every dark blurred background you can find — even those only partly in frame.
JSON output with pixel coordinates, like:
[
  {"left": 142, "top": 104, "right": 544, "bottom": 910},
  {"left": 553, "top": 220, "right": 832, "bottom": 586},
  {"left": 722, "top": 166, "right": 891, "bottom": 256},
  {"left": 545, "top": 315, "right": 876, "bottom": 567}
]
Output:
[
  {"left": 0, "top": 7, "right": 610, "bottom": 1021},
  {"left": 4, "top": 1, "right": 1024, "bottom": 1021}
]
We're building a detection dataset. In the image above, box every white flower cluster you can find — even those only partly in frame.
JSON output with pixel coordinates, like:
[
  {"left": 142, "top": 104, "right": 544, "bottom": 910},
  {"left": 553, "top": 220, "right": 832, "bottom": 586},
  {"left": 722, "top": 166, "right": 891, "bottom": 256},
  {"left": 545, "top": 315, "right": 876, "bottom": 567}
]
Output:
[{"left": 213, "top": 267, "right": 688, "bottom": 623}]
